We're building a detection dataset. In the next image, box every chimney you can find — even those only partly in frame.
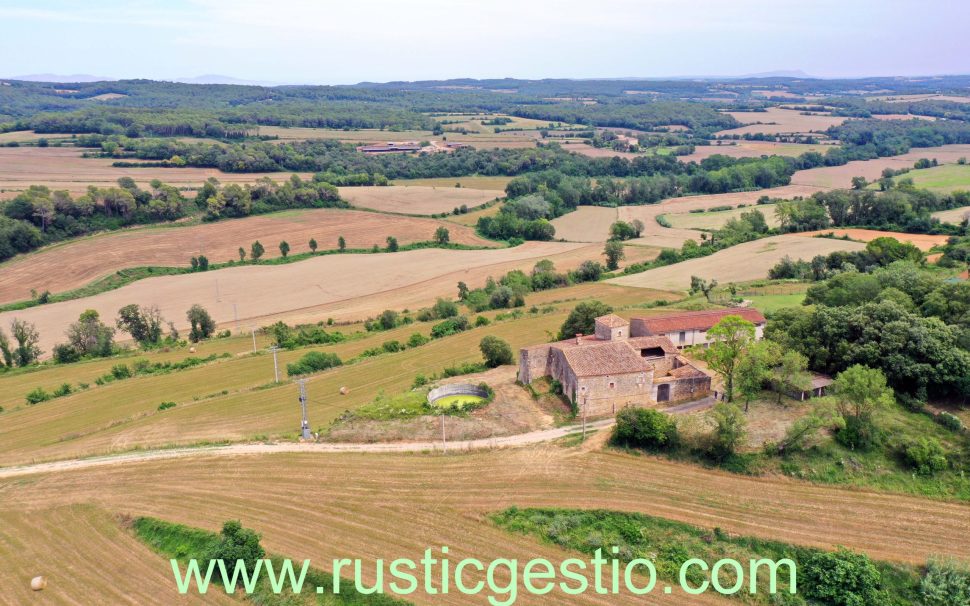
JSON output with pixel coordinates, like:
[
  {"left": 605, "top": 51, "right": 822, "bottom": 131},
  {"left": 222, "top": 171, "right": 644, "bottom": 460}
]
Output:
[{"left": 575, "top": 333, "right": 582, "bottom": 345}]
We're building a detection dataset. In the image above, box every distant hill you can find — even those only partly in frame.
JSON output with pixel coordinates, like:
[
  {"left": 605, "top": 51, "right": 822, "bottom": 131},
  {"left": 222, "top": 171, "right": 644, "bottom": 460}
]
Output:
[
  {"left": 9, "top": 73, "right": 114, "bottom": 83},
  {"left": 171, "top": 74, "right": 282, "bottom": 86}
]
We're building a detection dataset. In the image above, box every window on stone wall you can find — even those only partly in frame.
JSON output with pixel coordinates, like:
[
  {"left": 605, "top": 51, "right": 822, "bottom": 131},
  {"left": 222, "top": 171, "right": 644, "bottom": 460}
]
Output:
[{"left": 609, "top": 382, "right": 615, "bottom": 389}]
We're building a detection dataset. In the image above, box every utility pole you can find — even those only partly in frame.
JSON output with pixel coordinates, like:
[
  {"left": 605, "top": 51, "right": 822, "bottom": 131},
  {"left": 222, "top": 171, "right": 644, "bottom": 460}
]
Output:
[
  {"left": 215, "top": 279, "right": 221, "bottom": 302},
  {"left": 582, "top": 394, "right": 588, "bottom": 442},
  {"left": 441, "top": 412, "right": 446, "bottom": 452},
  {"left": 233, "top": 302, "right": 239, "bottom": 333},
  {"left": 250, "top": 326, "right": 257, "bottom": 354},
  {"left": 297, "top": 379, "right": 311, "bottom": 440},
  {"left": 269, "top": 345, "right": 280, "bottom": 383}
]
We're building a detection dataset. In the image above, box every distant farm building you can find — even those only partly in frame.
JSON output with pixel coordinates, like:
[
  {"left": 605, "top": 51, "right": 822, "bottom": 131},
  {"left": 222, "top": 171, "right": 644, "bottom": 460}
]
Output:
[
  {"left": 791, "top": 373, "right": 834, "bottom": 400},
  {"left": 518, "top": 314, "right": 717, "bottom": 416},
  {"left": 357, "top": 142, "right": 423, "bottom": 154},
  {"left": 631, "top": 308, "right": 766, "bottom": 349}
]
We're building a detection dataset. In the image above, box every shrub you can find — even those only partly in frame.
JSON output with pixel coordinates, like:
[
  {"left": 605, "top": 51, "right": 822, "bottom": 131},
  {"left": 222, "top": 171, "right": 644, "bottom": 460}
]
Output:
[
  {"left": 205, "top": 521, "right": 265, "bottom": 580},
  {"left": 613, "top": 408, "right": 678, "bottom": 451},
  {"left": 431, "top": 316, "right": 470, "bottom": 339},
  {"left": 903, "top": 437, "right": 948, "bottom": 475},
  {"left": 432, "top": 298, "right": 459, "bottom": 319},
  {"left": 53, "top": 383, "right": 73, "bottom": 397},
  {"left": 937, "top": 412, "right": 963, "bottom": 432},
  {"left": 157, "top": 401, "right": 177, "bottom": 411},
  {"left": 111, "top": 363, "right": 132, "bottom": 379},
  {"left": 381, "top": 340, "right": 403, "bottom": 353},
  {"left": 475, "top": 315, "right": 490, "bottom": 327},
  {"left": 407, "top": 333, "right": 429, "bottom": 348},
  {"left": 920, "top": 558, "right": 970, "bottom": 606},
  {"left": 25, "top": 387, "right": 51, "bottom": 405},
  {"left": 836, "top": 415, "right": 877, "bottom": 450},
  {"left": 802, "top": 548, "right": 883, "bottom": 606},
  {"left": 52, "top": 343, "right": 81, "bottom": 364},
  {"left": 286, "top": 351, "right": 342, "bottom": 376},
  {"left": 479, "top": 336, "right": 514, "bottom": 368},
  {"left": 412, "top": 374, "right": 429, "bottom": 388}
]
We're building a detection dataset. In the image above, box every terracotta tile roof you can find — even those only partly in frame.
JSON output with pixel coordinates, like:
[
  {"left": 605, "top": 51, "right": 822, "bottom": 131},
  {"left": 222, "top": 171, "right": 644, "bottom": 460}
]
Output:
[
  {"left": 559, "top": 341, "right": 650, "bottom": 377},
  {"left": 668, "top": 364, "right": 709, "bottom": 379},
  {"left": 632, "top": 308, "right": 766, "bottom": 335},
  {"left": 627, "top": 336, "right": 678, "bottom": 355},
  {"left": 595, "top": 314, "right": 629, "bottom": 328}
]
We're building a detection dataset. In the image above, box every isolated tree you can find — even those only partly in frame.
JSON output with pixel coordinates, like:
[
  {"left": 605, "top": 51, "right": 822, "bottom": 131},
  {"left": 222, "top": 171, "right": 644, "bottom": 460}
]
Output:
[
  {"left": 457, "top": 281, "right": 470, "bottom": 301},
  {"left": 689, "top": 276, "right": 718, "bottom": 302},
  {"left": 0, "top": 327, "right": 13, "bottom": 367},
  {"left": 480, "top": 335, "right": 514, "bottom": 368},
  {"left": 378, "top": 309, "right": 399, "bottom": 330},
  {"left": 708, "top": 402, "right": 747, "bottom": 460},
  {"left": 10, "top": 318, "right": 41, "bottom": 367},
  {"left": 734, "top": 340, "right": 778, "bottom": 412},
  {"left": 116, "top": 304, "right": 164, "bottom": 347},
  {"left": 206, "top": 520, "right": 265, "bottom": 580},
  {"left": 630, "top": 219, "right": 645, "bottom": 238},
  {"left": 386, "top": 236, "right": 399, "bottom": 252},
  {"left": 237, "top": 247, "right": 246, "bottom": 262},
  {"left": 278, "top": 240, "right": 290, "bottom": 258},
  {"left": 695, "top": 315, "right": 756, "bottom": 403},
  {"left": 66, "top": 309, "right": 114, "bottom": 358},
  {"left": 609, "top": 221, "right": 636, "bottom": 241},
  {"left": 187, "top": 304, "right": 216, "bottom": 342},
  {"left": 831, "top": 365, "right": 894, "bottom": 450},
  {"left": 250, "top": 240, "right": 264, "bottom": 261},
  {"left": 338, "top": 236, "right": 346, "bottom": 251},
  {"left": 851, "top": 176, "right": 869, "bottom": 190},
  {"left": 195, "top": 255, "right": 209, "bottom": 271},
  {"left": 309, "top": 238, "right": 318, "bottom": 253},
  {"left": 558, "top": 300, "right": 613, "bottom": 340},
  {"left": 604, "top": 240, "right": 625, "bottom": 271},
  {"left": 434, "top": 226, "right": 450, "bottom": 245}
]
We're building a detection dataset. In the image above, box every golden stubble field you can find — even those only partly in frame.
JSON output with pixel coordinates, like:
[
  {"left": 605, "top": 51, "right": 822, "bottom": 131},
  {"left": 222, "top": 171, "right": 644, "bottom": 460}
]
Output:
[
  {"left": 0, "top": 241, "right": 623, "bottom": 355},
  {"left": 608, "top": 234, "right": 866, "bottom": 292},
  {"left": 0, "top": 147, "right": 313, "bottom": 198},
  {"left": 2, "top": 445, "right": 969, "bottom": 605},
  {"left": 339, "top": 185, "right": 503, "bottom": 215},
  {"left": 0, "top": 208, "right": 496, "bottom": 304}
]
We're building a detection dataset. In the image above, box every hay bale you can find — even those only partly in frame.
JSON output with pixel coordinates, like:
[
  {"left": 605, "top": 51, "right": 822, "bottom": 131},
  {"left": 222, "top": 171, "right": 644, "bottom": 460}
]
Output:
[
  {"left": 339, "top": 386, "right": 349, "bottom": 395},
  {"left": 189, "top": 346, "right": 196, "bottom": 354},
  {"left": 30, "top": 576, "right": 46, "bottom": 591}
]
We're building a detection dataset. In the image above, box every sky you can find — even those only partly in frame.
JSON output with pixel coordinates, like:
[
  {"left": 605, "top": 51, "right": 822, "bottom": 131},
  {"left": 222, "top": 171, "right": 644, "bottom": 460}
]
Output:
[{"left": 1, "top": 0, "right": 968, "bottom": 84}]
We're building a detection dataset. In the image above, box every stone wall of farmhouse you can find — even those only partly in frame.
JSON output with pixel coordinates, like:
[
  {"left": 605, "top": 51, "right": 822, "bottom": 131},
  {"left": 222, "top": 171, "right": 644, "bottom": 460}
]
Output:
[
  {"left": 518, "top": 346, "right": 551, "bottom": 384},
  {"left": 653, "top": 375, "right": 711, "bottom": 402},
  {"left": 576, "top": 370, "right": 654, "bottom": 417}
]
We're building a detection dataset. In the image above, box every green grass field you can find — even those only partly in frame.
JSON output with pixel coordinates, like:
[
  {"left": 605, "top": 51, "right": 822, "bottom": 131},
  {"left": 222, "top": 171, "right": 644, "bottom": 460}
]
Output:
[
  {"left": 903, "top": 163, "right": 970, "bottom": 192},
  {"left": 663, "top": 204, "right": 780, "bottom": 231},
  {"left": 744, "top": 292, "right": 807, "bottom": 313}
]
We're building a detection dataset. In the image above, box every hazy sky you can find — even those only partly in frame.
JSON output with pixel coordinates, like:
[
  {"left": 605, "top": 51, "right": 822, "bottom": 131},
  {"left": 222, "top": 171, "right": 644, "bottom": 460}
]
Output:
[{"left": 1, "top": 0, "right": 968, "bottom": 83}]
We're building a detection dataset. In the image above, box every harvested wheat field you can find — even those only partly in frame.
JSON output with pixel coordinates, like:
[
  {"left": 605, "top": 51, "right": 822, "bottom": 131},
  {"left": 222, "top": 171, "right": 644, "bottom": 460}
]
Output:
[
  {"left": 391, "top": 176, "right": 513, "bottom": 190},
  {"left": 716, "top": 107, "right": 847, "bottom": 136},
  {"left": 680, "top": 141, "right": 836, "bottom": 162},
  {"left": 560, "top": 143, "right": 643, "bottom": 159},
  {"left": 338, "top": 185, "right": 503, "bottom": 214},
  {"left": 609, "top": 234, "right": 866, "bottom": 292},
  {"left": 551, "top": 185, "right": 820, "bottom": 245},
  {"left": 662, "top": 204, "right": 782, "bottom": 230},
  {"left": 0, "top": 209, "right": 494, "bottom": 304},
  {"left": 0, "top": 146, "right": 311, "bottom": 197},
  {"left": 793, "top": 229, "right": 951, "bottom": 251},
  {"left": 789, "top": 144, "right": 970, "bottom": 189},
  {"left": 933, "top": 205, "right": 970, "bottom": 224},
  {"left": 0, "top": 241, "right": 613, "bottom": 355},
  {"left": 2, "top": 447, "right": 969, "bottom": 605}
]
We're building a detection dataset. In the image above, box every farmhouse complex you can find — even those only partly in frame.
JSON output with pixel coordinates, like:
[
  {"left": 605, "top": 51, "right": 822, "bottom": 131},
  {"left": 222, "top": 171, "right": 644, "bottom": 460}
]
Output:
[{"left": 518, "top": 310, "right": 765, "bottom": 416}]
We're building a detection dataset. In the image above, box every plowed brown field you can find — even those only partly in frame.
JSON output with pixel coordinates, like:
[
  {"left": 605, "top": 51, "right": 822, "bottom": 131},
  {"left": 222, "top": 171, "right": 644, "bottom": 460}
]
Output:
[
  {"left": 0, "top": 209, "right": 494, "bottom": 304},
  {"left": 793, "top": 229, "right": 951, "bottom": 251}
]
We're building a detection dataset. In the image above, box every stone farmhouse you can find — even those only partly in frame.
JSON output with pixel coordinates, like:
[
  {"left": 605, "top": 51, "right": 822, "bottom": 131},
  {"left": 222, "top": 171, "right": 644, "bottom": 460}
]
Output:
[
  {"left": 518, "top": 309, "right": 768, "bottom": 416},
  {"left": 518, "top": 314, "right": 713, "bottom": 416},
  {"left": 630, "top": 308, "right": 766, "bottom": 349}
]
